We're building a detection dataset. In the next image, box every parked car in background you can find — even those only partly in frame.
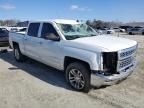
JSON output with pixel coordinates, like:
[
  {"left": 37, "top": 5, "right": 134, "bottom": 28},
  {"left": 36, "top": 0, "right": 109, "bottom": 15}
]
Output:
[
  {"left": 107, "top": 29, "right": 115, "bottom": 34},
  {"left": 134, "top": 26, "right": 143, "bottom": 29},
  {"left": 113, "top": 28, "right": 125, "bottom": 32},
  {"left": 17, "top": 27, "right": 27, "bottom": 34},
  {"left": 95, "top": 29, "right": 103, "bottom": 35},
  {"left": 138, "top": 28, "right": 144, "bottom": 35},
  {"left": 97, "top": 28, "right": 115, "bottom": 34},
  {"left": 10, "top": 28, "right": 19, "bottom": 32},
  {"left": 0, "top": 28, "right": 9, "bottom": 46},
  {"left": 19, "top": 28, "right": 27, "bottom": 32},
  {"left": 128, "top": 28, "right": 144, "bottom": 35},
  {"left": 98, "top": 28, "right": 108, "bottom": 34},
  {"left": 141, "top": 29, "right": 144, "bottom": 35},
  {"left": 10, "top": 27, "right": 27, "bottom": 32},
  {"left": 119, "top": 26, "right": 133, "bottom": 32}
]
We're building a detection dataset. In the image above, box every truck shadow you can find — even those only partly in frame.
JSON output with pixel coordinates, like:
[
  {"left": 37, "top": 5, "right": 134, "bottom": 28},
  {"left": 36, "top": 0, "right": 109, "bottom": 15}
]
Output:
[
  {"left": 0, "top": 49, "right": 110, "bottom": 92},
  {"left": 0, "top": 50, "right": 74, "bottom": 91}
]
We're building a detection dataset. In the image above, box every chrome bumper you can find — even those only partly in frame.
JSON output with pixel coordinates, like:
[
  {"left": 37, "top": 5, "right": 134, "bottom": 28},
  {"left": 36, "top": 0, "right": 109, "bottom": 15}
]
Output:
[{"left": 91, "top": 60, "right": 137, "bottom": 86}]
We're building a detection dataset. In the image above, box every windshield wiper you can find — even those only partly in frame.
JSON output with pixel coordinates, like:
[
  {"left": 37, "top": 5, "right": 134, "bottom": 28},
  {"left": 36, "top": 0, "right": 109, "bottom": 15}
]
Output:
[
  {"left": 90, "top": 34, "right": 96, "bottom": 36},
  {"left": 66, "top": 34, "right": 96, "bottom": 40},
  {"left": 66, "top": 35, "right": 81, "bottom": 40}
]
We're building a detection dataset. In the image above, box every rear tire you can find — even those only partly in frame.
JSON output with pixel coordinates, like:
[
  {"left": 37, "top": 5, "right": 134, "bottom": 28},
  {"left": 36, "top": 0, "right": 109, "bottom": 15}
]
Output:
[
  {"left": 65, "top": 62, "right": 90, "bottom": 93},
  {"left": 14, "top": 45, "right": 25, "bottom": 62},
  {"left": 129, "top": 32, "right": 132, "bottom": 35},
  {"left": 142, "top": 32, "right": 144, "bottom": 35}
]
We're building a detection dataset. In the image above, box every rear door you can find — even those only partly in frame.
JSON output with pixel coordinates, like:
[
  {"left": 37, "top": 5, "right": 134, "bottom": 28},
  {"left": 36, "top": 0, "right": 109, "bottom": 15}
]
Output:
[{"left": 24, "top": 23, "right": 41, "bottom": 60}]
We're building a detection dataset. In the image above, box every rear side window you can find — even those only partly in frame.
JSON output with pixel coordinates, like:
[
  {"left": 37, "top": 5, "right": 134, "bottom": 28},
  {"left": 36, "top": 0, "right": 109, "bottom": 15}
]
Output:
[
  {"left": 28, "top": 23, "right": 40, "bottom": 37},
  {"left": 41, "top": 23, "right": 59, "bottom": 38}
]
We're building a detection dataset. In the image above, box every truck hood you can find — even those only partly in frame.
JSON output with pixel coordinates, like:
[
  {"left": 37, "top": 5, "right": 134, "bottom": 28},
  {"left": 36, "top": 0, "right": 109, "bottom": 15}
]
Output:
[{"left": 63, "top": 35, "right": 137, "bottom": 52}]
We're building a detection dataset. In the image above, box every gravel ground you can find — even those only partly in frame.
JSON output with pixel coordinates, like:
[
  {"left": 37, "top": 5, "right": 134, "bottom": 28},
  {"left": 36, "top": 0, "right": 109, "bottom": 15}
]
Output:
[{"left": 0, "top": 34, "right": 144, "bottom": 108}]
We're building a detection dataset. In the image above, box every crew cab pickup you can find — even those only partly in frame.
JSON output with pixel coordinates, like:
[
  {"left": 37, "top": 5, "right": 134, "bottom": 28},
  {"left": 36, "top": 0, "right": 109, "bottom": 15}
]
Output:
[{"left": 9, "top": 19, "right": 138, "bottom": 92}]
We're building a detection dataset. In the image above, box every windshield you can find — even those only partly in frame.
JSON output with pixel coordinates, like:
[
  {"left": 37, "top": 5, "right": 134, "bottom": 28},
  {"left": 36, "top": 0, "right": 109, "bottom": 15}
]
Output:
[{"left": 57, "top": 23, "right": 98, "bottom": 40}]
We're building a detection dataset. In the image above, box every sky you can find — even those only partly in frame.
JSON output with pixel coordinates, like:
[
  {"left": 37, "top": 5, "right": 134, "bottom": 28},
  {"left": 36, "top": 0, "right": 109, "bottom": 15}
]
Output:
[{"left": 0, "top": 0, "right": 144, "bottom": 22}]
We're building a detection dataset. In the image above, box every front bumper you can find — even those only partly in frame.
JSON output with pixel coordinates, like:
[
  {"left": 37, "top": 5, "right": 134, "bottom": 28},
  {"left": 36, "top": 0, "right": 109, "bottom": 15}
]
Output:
[{"left": 91, "top": 60, "right": 137, "bottom": 86}]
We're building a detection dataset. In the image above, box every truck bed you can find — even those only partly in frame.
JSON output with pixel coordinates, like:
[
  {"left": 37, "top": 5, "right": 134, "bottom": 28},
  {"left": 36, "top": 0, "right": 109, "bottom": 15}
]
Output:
[{"left": 9, "top": 32, "right": 25, "bottom": 49}]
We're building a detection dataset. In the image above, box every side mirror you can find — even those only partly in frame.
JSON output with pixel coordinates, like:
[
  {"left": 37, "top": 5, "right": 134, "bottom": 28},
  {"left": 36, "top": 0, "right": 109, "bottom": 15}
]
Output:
[{"left": 45, "top": 33, "right": 60, "bottom": 41}]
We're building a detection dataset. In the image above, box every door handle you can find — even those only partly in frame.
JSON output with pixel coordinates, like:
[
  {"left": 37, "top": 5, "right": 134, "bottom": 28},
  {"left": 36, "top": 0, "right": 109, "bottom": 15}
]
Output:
[{"left": 24, "top": 38, "right": 28, "bottom": 41}]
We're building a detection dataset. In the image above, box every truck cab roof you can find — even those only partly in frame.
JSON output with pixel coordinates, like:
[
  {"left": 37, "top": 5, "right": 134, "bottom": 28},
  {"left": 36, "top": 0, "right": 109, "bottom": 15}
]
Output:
[{"left": 29, "top": 19, "right": 81, "bottom": 25}]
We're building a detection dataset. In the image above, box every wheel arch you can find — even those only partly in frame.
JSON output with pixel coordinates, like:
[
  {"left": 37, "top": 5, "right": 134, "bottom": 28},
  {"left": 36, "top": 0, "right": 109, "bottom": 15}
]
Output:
[
  {"left": 12, "top": 41, "right": 19, "bottom": 48},
  {"left": 64, "top": 56, "right": 91, "bottom": 72}
]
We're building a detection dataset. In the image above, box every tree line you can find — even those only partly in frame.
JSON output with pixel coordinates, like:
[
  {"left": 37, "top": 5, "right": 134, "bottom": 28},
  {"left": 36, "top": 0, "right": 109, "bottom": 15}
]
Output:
[
  {"left": 86, "top": 20, "right": 122, "bottom": 29},
  {"left": 0, "top": 19, "right": 123, "bottom": 28},
  {"left": 0, "top": 19, "right": 143, "bottom": 28},
  {"left": 0, "top": 19, "right": 19, "bottom": 26}
]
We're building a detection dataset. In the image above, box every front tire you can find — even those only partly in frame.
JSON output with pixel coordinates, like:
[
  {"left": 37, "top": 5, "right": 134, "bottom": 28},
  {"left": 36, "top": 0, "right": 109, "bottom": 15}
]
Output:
[
  {"left": 14, "top": 46, "right": 25, "bottom": 62},
  {"left": 65, "top": 62, "right": 90, "bottom": 93},
  {"left": 142, "top": 32, "right": 144, "bottom": 35}
]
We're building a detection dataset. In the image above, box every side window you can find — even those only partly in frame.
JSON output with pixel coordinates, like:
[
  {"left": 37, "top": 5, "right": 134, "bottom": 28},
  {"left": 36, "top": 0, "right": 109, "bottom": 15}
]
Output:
[
  {"left": 41, "top": 23, "right": 59, "bottom": 38},
  {"left": 27, "top": 23, "right": 40, "bottom": 37}
]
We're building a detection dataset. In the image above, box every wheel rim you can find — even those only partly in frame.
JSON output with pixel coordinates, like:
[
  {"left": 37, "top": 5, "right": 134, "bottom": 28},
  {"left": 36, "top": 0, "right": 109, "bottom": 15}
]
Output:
[
  {"left": 15, "top": 49, "right": 20, "bottom": 60},
  {"left": 69, "top": 69, "right": 85, "bottom": 90}
]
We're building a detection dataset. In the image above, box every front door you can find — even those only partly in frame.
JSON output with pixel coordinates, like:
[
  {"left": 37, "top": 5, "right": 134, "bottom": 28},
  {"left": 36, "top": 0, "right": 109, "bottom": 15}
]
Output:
[{"left": 38, "top": 23, "right": 63, "bottom": 69}]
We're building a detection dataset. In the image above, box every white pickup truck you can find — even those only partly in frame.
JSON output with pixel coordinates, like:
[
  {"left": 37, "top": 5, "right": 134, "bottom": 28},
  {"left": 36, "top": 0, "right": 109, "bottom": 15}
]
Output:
[{"left": 9, "top": 19, "right": 138, "bottom": 92}]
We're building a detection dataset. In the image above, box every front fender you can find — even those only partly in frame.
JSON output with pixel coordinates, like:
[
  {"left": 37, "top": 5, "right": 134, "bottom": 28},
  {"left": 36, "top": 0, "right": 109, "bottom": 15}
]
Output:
[{"left": 63, "top": 46, "right": 101, "bottom": 70}]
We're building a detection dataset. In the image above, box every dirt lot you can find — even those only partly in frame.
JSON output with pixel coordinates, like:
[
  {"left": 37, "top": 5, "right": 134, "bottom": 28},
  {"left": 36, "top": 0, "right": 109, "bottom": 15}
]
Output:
[{"left": 0, "top": 34, "right": 144, "bottom": 108}]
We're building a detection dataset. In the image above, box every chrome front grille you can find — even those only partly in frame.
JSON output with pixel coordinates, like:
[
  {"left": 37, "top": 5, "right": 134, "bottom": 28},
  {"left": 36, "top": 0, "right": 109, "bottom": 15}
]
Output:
[
  {"left": 117, "top": 45, "right": 137, "bottom": 71},
  {"left": 119, "top": 57, "right": 133, "bottom": 69},
  {"left": 118, "top": 45, "right": 137, "bottom": 71},
  {"left": 120, "top": 49, "right": 135, "bottom": 58},
  {"left": 119, "top": 45, "right": 137, "bottom": 60}
]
